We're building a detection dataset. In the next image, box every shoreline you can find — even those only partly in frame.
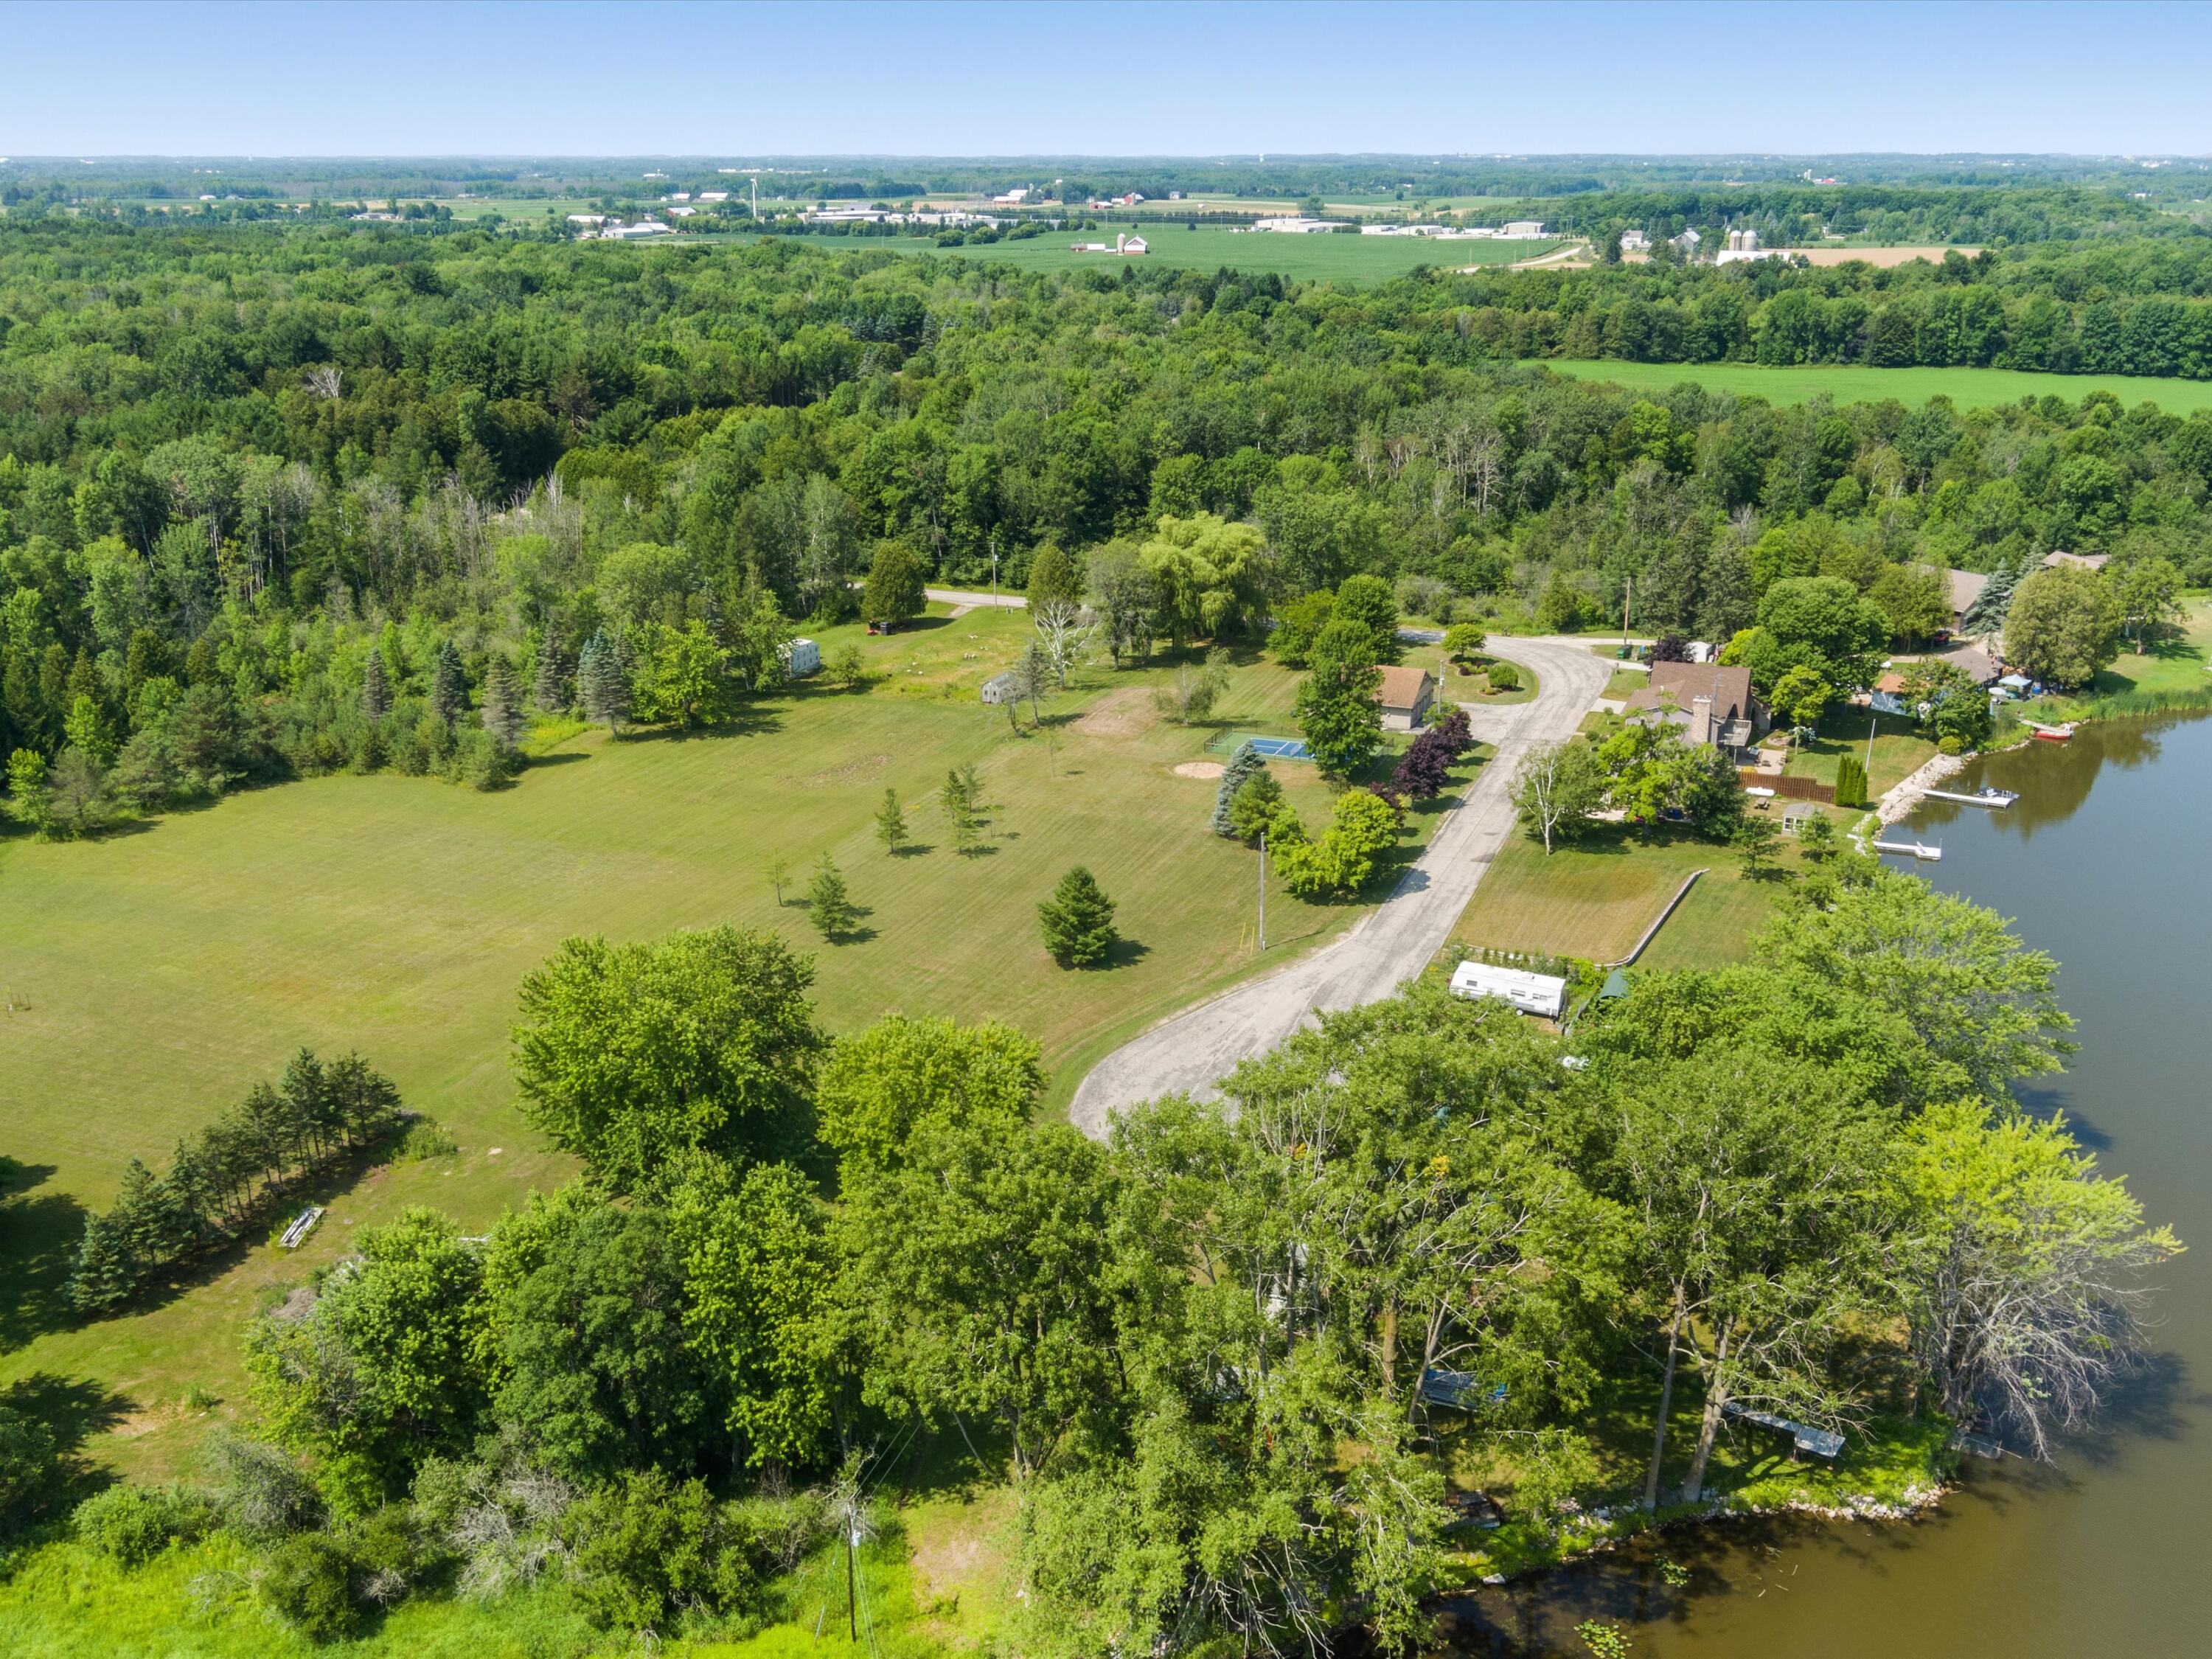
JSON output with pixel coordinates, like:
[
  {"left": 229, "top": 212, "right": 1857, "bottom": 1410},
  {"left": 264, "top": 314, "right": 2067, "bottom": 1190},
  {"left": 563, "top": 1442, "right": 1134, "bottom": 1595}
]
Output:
[{"left": 1444, "top": 1475, "right": 1952, "bottom": 1593}]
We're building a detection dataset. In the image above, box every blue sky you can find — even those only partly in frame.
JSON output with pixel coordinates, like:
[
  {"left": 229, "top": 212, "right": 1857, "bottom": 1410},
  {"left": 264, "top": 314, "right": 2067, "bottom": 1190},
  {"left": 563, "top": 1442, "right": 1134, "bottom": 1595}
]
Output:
[{"left": 4, "top": 1, "right": 2208, "bottom": 158}]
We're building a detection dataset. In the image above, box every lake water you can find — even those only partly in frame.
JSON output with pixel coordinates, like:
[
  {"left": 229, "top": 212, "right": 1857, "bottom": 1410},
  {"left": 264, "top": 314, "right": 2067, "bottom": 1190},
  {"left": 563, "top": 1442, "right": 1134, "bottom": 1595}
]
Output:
[{"left": 1446, "top": 714, "right": 2212, "bottom": 1658}]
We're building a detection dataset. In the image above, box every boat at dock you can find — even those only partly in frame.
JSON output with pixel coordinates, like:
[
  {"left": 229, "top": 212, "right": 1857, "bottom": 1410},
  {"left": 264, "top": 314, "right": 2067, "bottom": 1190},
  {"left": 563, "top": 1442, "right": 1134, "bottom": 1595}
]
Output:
[
  {"left": 2027, "top": 720, "right": 2076, "bottom": 742},
  {"left": 1923, "top": 785, "right": 2019, "bottom": 809}
]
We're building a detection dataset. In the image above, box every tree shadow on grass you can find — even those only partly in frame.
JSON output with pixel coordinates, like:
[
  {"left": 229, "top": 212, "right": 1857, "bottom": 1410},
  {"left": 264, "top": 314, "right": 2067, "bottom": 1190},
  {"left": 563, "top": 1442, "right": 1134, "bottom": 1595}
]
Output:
[
  {"left": 1097, "top": 936, "right": 1152, "bottom": 971},
  {"left": 0, "top": 1162, "right": 86, "bottom": 1354},
  {"left": 0, "top": 1371, "right": 132, "bottom": 1537},
  {"left": 524, "top": 750, "right": 591, "bottom": 769}
]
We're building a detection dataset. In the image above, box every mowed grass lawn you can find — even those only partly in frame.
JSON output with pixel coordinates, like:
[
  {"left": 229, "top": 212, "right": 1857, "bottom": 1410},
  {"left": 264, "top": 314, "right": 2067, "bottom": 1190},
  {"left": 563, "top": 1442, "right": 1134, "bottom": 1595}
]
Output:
[
  {"left": 1531, "top": 358, "right": 2212, "bottom": 416},
  {"left": 1450, "top": 814, "right": 1842, "bottom": 969},
  {"left": 1, "top": 602, "right": 1450, "bottom": 1478}
]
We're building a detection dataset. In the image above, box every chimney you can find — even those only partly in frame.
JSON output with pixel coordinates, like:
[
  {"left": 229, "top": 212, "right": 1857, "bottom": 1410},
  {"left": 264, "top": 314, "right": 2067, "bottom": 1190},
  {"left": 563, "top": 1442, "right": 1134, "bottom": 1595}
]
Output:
[{"left": 1691, "top": 694, "right": 1714, "bottom": 747}]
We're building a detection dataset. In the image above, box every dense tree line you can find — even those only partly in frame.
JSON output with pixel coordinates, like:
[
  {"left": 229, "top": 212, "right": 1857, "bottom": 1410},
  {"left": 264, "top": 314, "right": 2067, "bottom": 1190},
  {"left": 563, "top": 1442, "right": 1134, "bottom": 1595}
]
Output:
[
  {"left": 37, "top": 880, "right": 2150, "bottom": 1648},
  {"left": 68, "top": 1050, "right": 403, "bottom": 1314},
  {"left": 5, "top": 220, "right": 2212, "bottom": 844}
]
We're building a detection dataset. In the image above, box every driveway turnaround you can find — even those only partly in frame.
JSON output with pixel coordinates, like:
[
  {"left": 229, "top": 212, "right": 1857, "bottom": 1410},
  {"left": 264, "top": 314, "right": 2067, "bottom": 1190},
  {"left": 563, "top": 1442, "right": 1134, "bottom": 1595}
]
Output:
[{"left": 1068, "top": 636, "right": 1613, "bottom": 1139}]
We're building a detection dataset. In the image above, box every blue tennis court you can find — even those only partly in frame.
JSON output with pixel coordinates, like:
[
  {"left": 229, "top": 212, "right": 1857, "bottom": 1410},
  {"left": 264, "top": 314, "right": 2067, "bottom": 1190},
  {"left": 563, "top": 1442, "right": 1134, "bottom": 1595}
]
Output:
[{"left": 1245, "top": 737, "right": 1312, "bottom": 760}]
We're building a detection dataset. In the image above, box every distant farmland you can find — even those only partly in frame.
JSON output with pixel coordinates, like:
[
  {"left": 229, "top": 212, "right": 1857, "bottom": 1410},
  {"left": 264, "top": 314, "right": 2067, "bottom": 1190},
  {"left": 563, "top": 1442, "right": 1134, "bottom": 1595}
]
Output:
[
  {"left": 1531, "top": 358, "right": 2212, "bottom": 415},
  {"left": 701, "top": 225, "right": 1571, "bottom": 283}
]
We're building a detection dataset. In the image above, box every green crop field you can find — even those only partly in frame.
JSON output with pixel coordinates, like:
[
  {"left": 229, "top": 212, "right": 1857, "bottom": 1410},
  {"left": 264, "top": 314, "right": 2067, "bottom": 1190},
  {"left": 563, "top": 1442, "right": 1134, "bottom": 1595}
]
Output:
[
  {"left": 1531, "top": 358, "right": 2212, "bottom": 415},
  {"left": 691, "top": 226, "right": 1570, "bottom": 283},
  {"left": 0, "top": 601, "right": 1482, "bottom": 1479}
]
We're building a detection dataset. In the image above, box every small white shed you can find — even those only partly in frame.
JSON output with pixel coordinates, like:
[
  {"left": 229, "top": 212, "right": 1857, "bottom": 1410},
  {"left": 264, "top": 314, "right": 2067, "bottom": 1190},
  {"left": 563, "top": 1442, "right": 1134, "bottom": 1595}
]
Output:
[
  {"left": 980, "top": 670, "right": 1019, "bottom": 706},
  {"left": 1449, "top": 960, "right": 1568, "bottom": 1020},
  {"left": 785, "top": 637, "right": 821, "bottom": 678}
]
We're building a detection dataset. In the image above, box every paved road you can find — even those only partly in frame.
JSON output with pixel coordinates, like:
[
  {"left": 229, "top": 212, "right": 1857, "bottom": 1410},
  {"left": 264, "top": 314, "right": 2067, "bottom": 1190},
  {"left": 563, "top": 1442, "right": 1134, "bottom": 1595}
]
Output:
[
  {"left": 1068, "top": 635, "right": 1612, "bottom": 1138},
  {"left": 926, "top": 586, "right": 1027, "bottom": 610}
]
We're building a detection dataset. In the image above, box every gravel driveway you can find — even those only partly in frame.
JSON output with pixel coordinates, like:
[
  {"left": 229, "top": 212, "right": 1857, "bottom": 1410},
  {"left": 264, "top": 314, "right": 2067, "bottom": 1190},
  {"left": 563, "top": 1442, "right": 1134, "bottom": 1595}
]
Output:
[{"left": 1068, "top": 636, "right": 1613, "bottom": 1138}]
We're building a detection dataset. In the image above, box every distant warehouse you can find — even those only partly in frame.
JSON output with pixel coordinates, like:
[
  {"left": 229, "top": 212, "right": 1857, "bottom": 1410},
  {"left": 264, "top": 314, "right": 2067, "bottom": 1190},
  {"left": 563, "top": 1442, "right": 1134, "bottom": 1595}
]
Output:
[{"left": 1448, "top": 960, "right": 1568, "bottom": 1020}]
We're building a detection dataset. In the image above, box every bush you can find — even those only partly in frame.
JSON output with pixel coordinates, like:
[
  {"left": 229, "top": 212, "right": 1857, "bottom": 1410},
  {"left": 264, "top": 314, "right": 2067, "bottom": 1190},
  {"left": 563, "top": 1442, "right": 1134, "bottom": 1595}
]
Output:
[
  {"left": 560, "top": 1468, "right": 764, "bottom": 1633},
  {"left": 206, "top": 1430, "right": 323, "bottom": 1542},
  {"left": 1485, "top": 660, "right": 1522, "bottom": 692},
  {"left": 260, "top": 1532, "right": 362, "bottom": 1642},
  {"left": 393, "top": 1117, "right": 459, "bottom": 1161},
  {"left": 72, "top": 1483, "right": 216, "bottom": 1565},
  {"left": 0, "top": 1404, "right": 66, "bottom": 1538}
]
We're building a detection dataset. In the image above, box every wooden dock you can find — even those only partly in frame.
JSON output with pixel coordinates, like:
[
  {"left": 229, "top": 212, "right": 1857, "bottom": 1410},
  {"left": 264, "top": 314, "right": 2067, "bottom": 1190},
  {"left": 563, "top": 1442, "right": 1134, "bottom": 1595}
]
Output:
[
  {"left": 1923, "top": 787, "right": 2017, "bottom": 809},
  {"left": 1872, "top": 838, "right": 1944, "bottom": 861}
]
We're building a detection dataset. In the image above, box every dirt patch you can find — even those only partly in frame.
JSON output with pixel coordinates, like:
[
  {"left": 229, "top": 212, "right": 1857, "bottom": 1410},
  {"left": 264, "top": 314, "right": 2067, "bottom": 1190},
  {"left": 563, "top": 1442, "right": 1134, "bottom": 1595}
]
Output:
[
  {"left": 1074, "top": 687, "right": 1155, "bottom": 737},
  {"left": 1172, "top": 760, "right": 1225, "bottom": 780},
  {"left": 945, "top": 602, "right": 975, "bottom": 619},
  {"left": 789, "top": 753, "right": 893, "bottom": 787}
]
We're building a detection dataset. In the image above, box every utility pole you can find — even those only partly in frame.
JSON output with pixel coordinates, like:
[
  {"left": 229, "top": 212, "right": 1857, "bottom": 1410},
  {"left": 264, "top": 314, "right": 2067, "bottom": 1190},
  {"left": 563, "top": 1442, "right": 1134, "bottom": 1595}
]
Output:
[
  {"left": 1621, "top": 572, "right": 1632, "bottom": 654},
  {"left": 846, "top": 1512, "right": 858, "bottom": 1641},
  {"left": 1258, "top": 829, "right": 1267, "bottom": 952},
  {"left": 1865, "top": 714, "right": 1879, "bottom": 771},
  {"left": 990, "top": 532, "right": 999, "bottom": 602}
]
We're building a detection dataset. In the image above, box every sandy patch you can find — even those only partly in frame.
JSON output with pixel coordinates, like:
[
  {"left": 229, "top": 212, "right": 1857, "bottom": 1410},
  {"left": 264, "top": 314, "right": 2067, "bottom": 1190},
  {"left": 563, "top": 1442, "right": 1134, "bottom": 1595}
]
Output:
[
  {"left": 1074, "top": 687, "right": 1155, "bottom": 737},
  {"left": 1795, "top": 245, "right": 1979, "bottom": 268},
  {"left": 1172, "top": 760, "right": 1225, "bottom": 780}
]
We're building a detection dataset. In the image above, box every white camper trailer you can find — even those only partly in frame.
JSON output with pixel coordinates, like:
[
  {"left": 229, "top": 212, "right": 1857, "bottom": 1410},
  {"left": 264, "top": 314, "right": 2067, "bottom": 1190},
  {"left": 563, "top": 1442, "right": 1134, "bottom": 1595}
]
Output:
[{"left": 1448, "top": 960, "right": 1568, "bottom": 1020}]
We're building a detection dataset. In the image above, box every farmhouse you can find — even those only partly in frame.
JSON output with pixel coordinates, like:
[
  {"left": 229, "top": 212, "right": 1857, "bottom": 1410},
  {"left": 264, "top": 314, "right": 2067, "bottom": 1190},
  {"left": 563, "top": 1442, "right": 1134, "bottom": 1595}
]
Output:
[
  {"left": 1619, "top": 229, "right": 1650, "bottom": 251},
  {"left": 1624, "top": 661, "right": 1767, "bottom": 754},
  {"left": 1373, "top": 664, "right": 1437, "bottom": 731},
  {"left": 1449, "top": 960, "right": 1568, "bottom": 1020}
]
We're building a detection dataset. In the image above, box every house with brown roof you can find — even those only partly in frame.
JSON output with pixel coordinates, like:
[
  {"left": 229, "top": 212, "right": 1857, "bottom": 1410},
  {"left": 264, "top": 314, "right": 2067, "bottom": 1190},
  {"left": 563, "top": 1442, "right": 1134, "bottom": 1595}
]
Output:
[
  {"left": 1623, "top": 661, "right": 1767, "bottom": 756},
  {"left": 1947, "top": 568, "right": 1989, "bottom": 633},
  {"left": 1373, "top": 664, "right": 1437, "bottom": 731},
  {"left": 2043, "top": 550, "right": 2111, "bottom": 573}
]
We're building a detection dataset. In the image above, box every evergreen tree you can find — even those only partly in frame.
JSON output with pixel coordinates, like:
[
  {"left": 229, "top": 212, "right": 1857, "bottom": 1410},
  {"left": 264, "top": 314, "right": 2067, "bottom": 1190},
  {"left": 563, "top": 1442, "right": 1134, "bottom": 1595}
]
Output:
[
  {"left": 429, "top": 639, "right": 466, "bottom": 726},
  {"left": 874, "top": 787, "right": 908, "bottom": 854},
  {"left": 533, "top": 624, "right": 570, "bottom": 712},
  {"left": 1963, "top": 554, "right": 2020, "bottom": 639},
  {"left": 941, "top": 765, "right": 982, "bottom": 855},
  {"left": 1211, "top": 741, "right": 1267, "bottom": 836},
  {"left": 69, "top": 1208, "right": 140, "bottom": 1314},
  {"left": 481, "top": 656, "right": 526, "bottom": 748},
  {"left": 1038, "top": 866, "right": 1119, "bottom": 967},
  {"left": 1834, "top": 754, "right": 1870, "bottom": 810},
  {"left": 580, "top": 630, "right": 630, "bottom": 734},
  {"left": 807, "top": 855, "right": 858, "bottom": 941},
  {"left": 361, "top": 648, "right": 391, "bottom": 720}
]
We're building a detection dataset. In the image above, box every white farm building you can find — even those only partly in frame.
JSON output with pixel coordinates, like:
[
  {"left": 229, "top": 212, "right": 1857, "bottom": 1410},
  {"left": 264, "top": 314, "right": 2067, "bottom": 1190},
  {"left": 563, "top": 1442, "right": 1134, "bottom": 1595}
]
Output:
[{"left": 1448, "top": 961, "right": 1568, "bottom": 1020}]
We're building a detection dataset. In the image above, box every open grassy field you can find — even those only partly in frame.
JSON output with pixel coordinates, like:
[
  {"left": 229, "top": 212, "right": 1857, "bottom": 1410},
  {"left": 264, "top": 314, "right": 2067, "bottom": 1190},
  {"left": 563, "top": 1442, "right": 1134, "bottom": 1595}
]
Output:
[
  {"left": 1531, "top": 358, "right": 2212, "bottom": 415},
  {"left": 692, "top": 226, "right": 1568, "bottom": 283},
  {"left": 1, "top": 602, "right": 1467, "bottom": 1480}
]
